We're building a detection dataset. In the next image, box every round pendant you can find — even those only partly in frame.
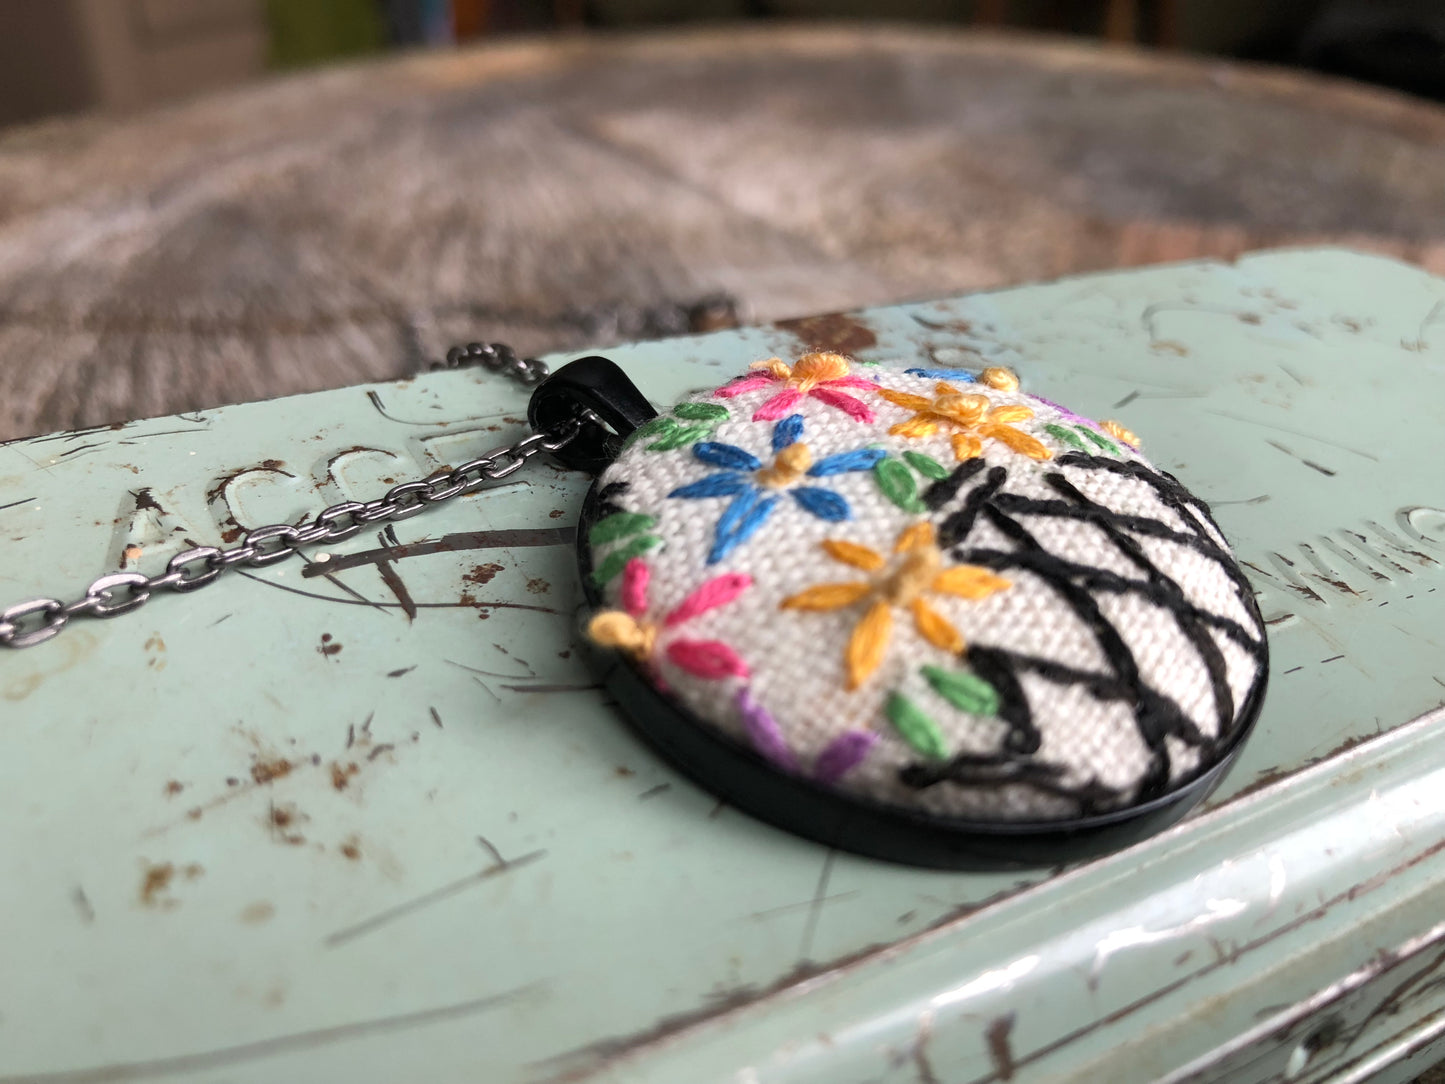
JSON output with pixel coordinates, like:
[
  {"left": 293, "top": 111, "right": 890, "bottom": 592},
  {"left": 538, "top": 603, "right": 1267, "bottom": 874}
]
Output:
[{"left": 573, "top": 354, "right": 1268, "bottom": 868}]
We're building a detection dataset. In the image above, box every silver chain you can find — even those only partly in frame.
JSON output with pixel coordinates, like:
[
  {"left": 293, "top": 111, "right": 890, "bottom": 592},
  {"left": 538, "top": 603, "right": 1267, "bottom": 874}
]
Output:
[{"left": 0, "top": 342, "right": 592, "bottom": 649}]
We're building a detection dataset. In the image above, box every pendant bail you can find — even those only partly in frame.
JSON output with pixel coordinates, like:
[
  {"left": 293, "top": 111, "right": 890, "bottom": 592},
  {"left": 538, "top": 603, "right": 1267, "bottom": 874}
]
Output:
[{"left": 527, "top": 356, "right": 658, "bottom": 474}]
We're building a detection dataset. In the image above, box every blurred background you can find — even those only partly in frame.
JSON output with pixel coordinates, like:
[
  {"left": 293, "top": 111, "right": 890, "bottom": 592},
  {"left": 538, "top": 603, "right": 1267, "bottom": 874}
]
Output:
[
  {"left": 2, "top": 1, "right": 1445, "bottom": 442},
  {"left": 4, "top": 0, "right": 1445, "bottom": 126}
]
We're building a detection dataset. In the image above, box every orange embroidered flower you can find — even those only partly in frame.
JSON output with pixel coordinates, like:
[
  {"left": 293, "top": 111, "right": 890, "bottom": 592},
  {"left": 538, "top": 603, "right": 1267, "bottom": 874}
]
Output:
[
  {"left": 779, "top": 523, "right": 1010, "bottom": 691},
  {"left": 878, "top": 381, "right": 1050, "bottom": 462}
]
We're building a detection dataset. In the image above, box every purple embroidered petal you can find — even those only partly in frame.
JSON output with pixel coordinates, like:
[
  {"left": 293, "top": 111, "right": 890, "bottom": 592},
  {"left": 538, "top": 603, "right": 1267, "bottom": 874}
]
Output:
[
  {"left": 1028, "top": 394, "right": 1090, "bottom": 427},
  {"left": 737, "top": 688, "right": 800, "bottom": 772},
  {"left": 791, "top": 487, "right": 851, "bottom": 522},
  {"left": 813, "top": 730, "right": 877, "bottom": 783},
  {"left": 693, "top": 442, "right": 762, "bottom": 471},
  {"left": 808, "top": 447, "right": 887, "bottom": 475},
  {"left": 669, "top": 473, "right": 750, "bottom": 499},
  {"left": 772, "top": 413, "right": 805, "bottom": 452}
]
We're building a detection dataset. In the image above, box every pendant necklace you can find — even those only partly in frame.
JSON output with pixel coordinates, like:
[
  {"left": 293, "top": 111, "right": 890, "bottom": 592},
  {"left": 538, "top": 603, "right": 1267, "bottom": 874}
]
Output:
[{"left": 0, "top": 343, "right": 1268, "bottom": 868}]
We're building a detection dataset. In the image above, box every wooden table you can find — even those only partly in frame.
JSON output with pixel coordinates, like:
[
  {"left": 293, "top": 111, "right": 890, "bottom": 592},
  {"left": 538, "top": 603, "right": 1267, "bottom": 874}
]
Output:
[{"left": 2, "top": 24, "right": 1445, "bottom": 441}]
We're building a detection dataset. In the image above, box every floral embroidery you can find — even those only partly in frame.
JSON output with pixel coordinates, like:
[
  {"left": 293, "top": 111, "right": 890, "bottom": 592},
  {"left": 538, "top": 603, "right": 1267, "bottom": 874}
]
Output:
[
  {"left": 736, "top": 688, "right": 878, "bottom": 781},
  {"left": 668, "top": 414, "right": 885, "bottom": 564},
  {"left": 626, "top": 401, "right": 731, "bottom": 452},
  {"left": 715, "top": 352, "right": 878, "bottom": 423},
  {"left": 1043, "top": 423, "right": 1120, "bottom": 456},
  {"left": 882, "top": 667, "right": 1002, "bottom": 759},
  {"left": 879, "top": 380, "right": 1050, "bottom": 462},
  {"left": 587, "top": 558, "right": 752, "bottom": 680},
  {"left": 1028, "top": 395, "right": 1125, "bottom": 455},
  {"left": 1100, "top": 419, "right": 1139, "bottom": 448},
  {"left": 779, "top": 522, "right": 1010, "bottom": 690},
  {"left": 921, "top": 665, "right": 1000, "bottom": 714},
  {"left": 873, "top": 449, "right": 949, "bottom": 513},
  {"left": 588, "top": 512, "right": 663, "bottom": 585}
]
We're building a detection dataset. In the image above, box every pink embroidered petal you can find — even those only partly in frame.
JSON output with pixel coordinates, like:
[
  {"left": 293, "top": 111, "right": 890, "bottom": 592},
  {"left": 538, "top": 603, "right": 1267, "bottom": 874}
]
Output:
[
  {"left": 736, "top": 688, "right": 800, "bottom": 772},
  {"left": 665, "top": 572, "right": 752, "bottom": 627},
  {"left": 714, "top": 374, "right": 774, "bottom": 398},
  {"left": 619, "top": 558, "right": 650, "bottom": 617},
  {"left": 667, "top": 639, "right": 750, "bottom": 680},
  {"left": 811, "top": 387, "right": 876, "bottom": 422},
  {"left": 823, "top": 375, "right": 879, "bottom": 392},
  {"left": 752, "top": 389, "right": 804, "bottom": 421},
  {"left": 813, "top": 730, "right": 877, "bottom": 784}
]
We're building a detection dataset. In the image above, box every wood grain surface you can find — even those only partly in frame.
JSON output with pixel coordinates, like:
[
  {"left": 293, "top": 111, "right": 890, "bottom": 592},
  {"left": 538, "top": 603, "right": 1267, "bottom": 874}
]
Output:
[{"left": 2, "top": 24, "right": 1445, "bottom": 441}]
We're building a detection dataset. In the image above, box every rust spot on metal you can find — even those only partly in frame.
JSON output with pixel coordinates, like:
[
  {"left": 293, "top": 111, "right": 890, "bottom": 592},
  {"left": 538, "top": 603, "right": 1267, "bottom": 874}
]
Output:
[
  {"left": 240, "top": 901, "right": 275, "bottom": 924},
  {"left": 139, "top": 863, "right": 174, "bottom": 906},
  {"left": 614, "top": 766, "right": 636, "bottom": 778},
  {"left": 775, "top": 312, "right": 878, "bottom": 356},
  {"left": 1238, "top": 312, "right": 1263, "bottom": 325},
  {"left": 549, "top": 509, "right": 567, "bottom": 519},
  {"left": 164, "top": 780, "right": 184, "bottom": 796},
  {"left": 317, "top": 633, "right": 342, "bottom": 659},
  {"left": 986, "top": 1014, "right": 1016, "bottom": 1080},
  {"left": 260, "top": 459, "right": 285, "bottom": 471},
  {"left": 466, "top": 563, "right": 505, "bottom": 585},
  {"left": 913, "top": 1013, "right": 941, "bottom": 1084},
  {"left": 526, "top": 577, "right": 550, "bottom": 594},
  {"left": 251, "top": 757, "right": 293, "bottom": 785},
  {"left": 138, "top": 862, "right": 197, "bottom": 906},
  {"left": 339, "top": 838, "right": 362, "bottom": 861},
  {"left": 376, "top": 558, "right": 418, "bottom": 622},
  {"left": 268, "top": 802, "right": 305, "bottom": 845},
  {"left": 1152, "top": 340, "right": 1190, "bottom": 356},
  {"left": 330, "top": 762, "right": 359, "bottom": 791},
  {"left": 132, "top": 488, "right": 164, "bottom": 513}
]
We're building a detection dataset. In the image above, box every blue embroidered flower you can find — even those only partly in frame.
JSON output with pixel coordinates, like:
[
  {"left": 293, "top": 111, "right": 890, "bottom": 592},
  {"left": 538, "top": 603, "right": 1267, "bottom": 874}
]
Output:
[{"left": 668, "top": 414, "right": 885, "bottom": 563}]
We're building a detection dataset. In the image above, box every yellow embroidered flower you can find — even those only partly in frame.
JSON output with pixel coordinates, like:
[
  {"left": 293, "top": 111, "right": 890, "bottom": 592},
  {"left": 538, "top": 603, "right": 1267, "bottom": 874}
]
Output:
[
  {"left": 878, "top": 380, "right": 1050, "bottom": 462},
  {"left": 779, "top": 523, "right": 1010, "bottom": 691}
]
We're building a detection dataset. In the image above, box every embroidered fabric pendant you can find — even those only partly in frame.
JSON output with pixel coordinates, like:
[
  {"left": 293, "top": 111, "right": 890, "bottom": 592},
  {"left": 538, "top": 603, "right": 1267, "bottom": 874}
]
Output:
[{"left": 549, "top": 353, "right": 1268, "bottom": 868}]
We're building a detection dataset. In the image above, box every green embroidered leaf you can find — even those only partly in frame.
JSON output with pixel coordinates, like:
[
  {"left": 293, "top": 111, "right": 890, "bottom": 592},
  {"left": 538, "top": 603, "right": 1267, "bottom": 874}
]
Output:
[
  {"left": 874, "top": 458, "right": 923, "bottom": 513},
  {"left": 1043, "top": 423, "right": 1088, "bottom": 452},
  {"left": 588, "top": 512, "right": 657, "bottom": 547},
  {"left": 1077, "top": 426, "right": 1119, "bottom": 455},
  {"left": 885, "top": 692, "right": 950, "bottom": 760},
  {"left": 623, "top": 417, "right": 676, "bottom": 450},
  {"left": 648, "top": 423, "right": 711, "bottom": 451},
  {"left": 672, "top": 401, "right": 729, "bottom": 422},
  {"left": 903, "top": 450, "right": 949, "bottom": 480},
  {"left": 922, "top": 665, "right": 1001, "bottom": 715},
  {"left": 590, "top": 535, "right": 663, "bottom": 585}
]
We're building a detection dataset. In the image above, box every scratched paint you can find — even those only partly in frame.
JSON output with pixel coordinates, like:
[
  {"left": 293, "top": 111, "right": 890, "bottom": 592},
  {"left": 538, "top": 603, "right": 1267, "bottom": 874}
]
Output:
[{"left": 1, "top": 250, "right": 1444, "bottom": 1083}]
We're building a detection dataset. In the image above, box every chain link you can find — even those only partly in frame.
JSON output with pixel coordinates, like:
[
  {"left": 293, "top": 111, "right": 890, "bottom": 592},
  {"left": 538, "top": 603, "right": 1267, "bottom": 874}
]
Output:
[{"left": 1, "top": 345, "right": 591, "bottom": 649}]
